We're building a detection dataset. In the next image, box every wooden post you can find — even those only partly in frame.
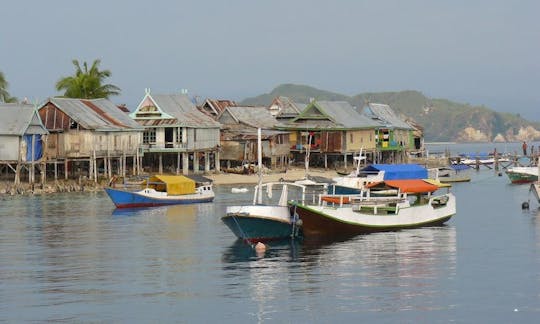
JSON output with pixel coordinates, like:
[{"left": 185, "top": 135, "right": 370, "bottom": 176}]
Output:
[
  {"left": 324, "top": 154, "right": 328, "bottom": 169},
  {"left": 65, "top": 159, "right": 69, "bottom": 180},
  {"left": 205, "top": 152, "right": 210, "bottom": 172},
  {"left": 215, "top": 150, "right": 221, "bottom": 172},
  {"left": 343, "top": 153, "right": 347, "bottom": 169},
  {"left": 159, "top": 153, "right": 163, "bottom": 174},
  {"left": 41, "top": 162, "right": 46, "bottom": 184},
  {"left": 182, "top": 152, "right": 189, "bottom": 175},
  {"left": 176, "top": 152, "right": 181, "bottom": 175},
  {"left": 193, "top": 152, "right": 200, "bottom": 174}
]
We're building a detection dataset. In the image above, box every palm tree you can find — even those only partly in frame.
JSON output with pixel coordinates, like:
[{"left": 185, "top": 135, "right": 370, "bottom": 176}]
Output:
[
  {"left": 56, "top": 59, "right": 121, "bottom": 99},
  {"left": 0, "top": 70, "right": 17, "bottom": 103}
]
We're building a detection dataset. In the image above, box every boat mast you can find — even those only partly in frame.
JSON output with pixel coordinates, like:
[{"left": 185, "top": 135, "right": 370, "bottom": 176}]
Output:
[{"left": 257, "top": 128, "right": 263, "bottom": 204}]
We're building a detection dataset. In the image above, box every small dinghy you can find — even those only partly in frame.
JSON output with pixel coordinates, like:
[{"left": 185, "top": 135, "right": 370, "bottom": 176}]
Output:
[{"left": 231, "top": 187, "right": 249, "bottom": 193}]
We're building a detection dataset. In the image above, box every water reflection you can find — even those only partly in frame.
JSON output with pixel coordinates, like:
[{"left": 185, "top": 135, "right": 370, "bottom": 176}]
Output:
[{"left": 221, "top": 226, "right": 457, "bottom": 315}]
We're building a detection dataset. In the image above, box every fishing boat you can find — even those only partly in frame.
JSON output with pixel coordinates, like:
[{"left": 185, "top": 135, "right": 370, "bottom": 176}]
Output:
[
  {"left": 290, "top": 179, "right": 456, "bottom": 239},
  {"left": 222, "top": 128, "right": 306, "bottom": 243},
  {"left": 436, "top": 164, "right": 472, "bottom": 183},
  {"left": 104, "top": 174, "right": 214, "bottom": 208},
  {"left": 529, "top": 159, "right": 540, "bottom": 203},
  {"left": 331, "top": 163, "right": 430, "bottom": 195},
  {"left": 222, "top": 181, "right": 307, "bottom": 244},
  {"left": 505, "top": 166, "right": 538, "bottom": 184}
]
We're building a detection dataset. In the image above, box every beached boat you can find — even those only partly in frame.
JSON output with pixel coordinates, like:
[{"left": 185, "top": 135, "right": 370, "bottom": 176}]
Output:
[
  {"left": 290, "top": 179, "right": 456, "bottom": 239},
  {"left": 505, "top": 166, "right": 538, "bottom": 184},
  {"left": 437, "top": 164, "right": 472, "bottom": 183},
  {"left": 222, "top": 181, "right": 307, "bottom": 244},
  {"left": 105, "top": 174, "right": 214, "bottom": 208},
  {"left": 331, "top": 163, "right": 430, "bottom": 194}
]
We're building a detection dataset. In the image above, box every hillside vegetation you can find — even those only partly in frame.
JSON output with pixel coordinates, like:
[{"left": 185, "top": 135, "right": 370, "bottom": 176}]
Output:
[{"left": 242, "top": 84, "right": 540, "bottom": 142}]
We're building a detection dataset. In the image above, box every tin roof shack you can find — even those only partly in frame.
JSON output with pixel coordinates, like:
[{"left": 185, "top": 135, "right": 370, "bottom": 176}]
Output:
[
  {"left": 198, "top": 99, "right": 237, "bottom": 119},
  {"left": 0, "top": 104, "right": 49, "bottom": 184},
  {"left": 38, "top": 98, "right": 144, "bottom": 181},
  {"left": 217, "top": 106, "right": 290, "bottom": 170},
  {"left": 130, "top": 90, "right": 221, "bottom": 175},
  {"left": 278, "top": 100, "right": 381, "bottom": 169},
  {"left": 362, "top": 103, "right": 417, "bottom": 163},
  {"left": 268, "top": 96, "right": 307, "bottom": 121}
]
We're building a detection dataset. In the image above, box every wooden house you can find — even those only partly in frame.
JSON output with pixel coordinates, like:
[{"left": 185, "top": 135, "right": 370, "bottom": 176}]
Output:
[
  {"left": 217, "top": 106, "right": 290, "bottom": 169},
  {"left": 279, "top": 100, "right": 381, "bottom": 169},
  {"left": 38, "top": 97, "right": 144, "bottom": 181},
  {"left": 198, "top": 99, "right": 237, "bottom": 119},
  {"left": 0, "top": 104, "right": 48, "bottom": 184},
  {"left": 268, "top": 96, "right": 306, "bottom": 122},
  {"left": 130, "top": 90, "right": 221, "bottom": 174},
  {"left": 362, "top": 103, "right": 417, "bottom": 162}
]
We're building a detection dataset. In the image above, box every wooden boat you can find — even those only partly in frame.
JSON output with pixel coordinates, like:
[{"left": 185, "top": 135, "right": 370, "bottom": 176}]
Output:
[
  {"left": 104, "top": 174, "right": 214, "bottom": 208},
  {"left": 222, "top": 128, "right": 307, "bottom": 244},
  {"left": 505, "top": 166, "right": 538, "bottom": 184},
  {"left": 331, "top": 163, "right": 430, "bottom": 194},
  {"left": 222, "top": 181, "right": 307, "bottom": 244},
  {"left": 437, "top": 164, "right": 472, "bottom": 183},
  {"left": 290, "top": 179, "right": 456, "bottom": 239}
]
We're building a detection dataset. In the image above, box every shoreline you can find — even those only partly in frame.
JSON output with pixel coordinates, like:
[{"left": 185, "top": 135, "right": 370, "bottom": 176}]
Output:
[{"left": 0, "top": 168, "right": 341, "bottom": 195}]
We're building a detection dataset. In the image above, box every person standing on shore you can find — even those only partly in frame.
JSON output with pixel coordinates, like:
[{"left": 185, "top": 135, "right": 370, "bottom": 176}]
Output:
[{"left": 522, "top": 141, "right": 528, "bottom": 156}]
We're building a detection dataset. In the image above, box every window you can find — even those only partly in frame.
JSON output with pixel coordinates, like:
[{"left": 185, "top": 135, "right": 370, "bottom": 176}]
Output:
[{"left": 143, "top": 128, "right": 156, "bottom": 144}]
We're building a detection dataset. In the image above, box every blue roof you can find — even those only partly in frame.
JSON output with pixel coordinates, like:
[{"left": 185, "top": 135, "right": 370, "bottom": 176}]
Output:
[{"left": 361, "top": 164, "right": 428, "bottom": 180}]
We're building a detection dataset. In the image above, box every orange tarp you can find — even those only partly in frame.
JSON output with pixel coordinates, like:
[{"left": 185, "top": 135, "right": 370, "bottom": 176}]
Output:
[{"left": 366, "top": 179, "right": 439, "bottom": 194}]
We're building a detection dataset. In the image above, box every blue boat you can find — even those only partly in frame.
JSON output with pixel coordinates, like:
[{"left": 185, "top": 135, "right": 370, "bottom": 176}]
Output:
[{"left": 105, "top": 174, "right": 214, "bottom": 208}]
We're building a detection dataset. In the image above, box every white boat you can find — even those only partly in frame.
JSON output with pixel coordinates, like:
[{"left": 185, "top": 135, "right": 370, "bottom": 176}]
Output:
[
  {"left": 290, "top": 179, "right": 456, "bottom": 239},
  {"left": 436, "top": 164, "right": 472, "bottom": 183},
  {"left": 505, "top": 166, "right": 538, "bottom": 184},
  {"left": 222, "top": 128, "right": 307, "bottom": 243},
  {"left": 223, "top": 181, "right": 307, "bottom": 244}
]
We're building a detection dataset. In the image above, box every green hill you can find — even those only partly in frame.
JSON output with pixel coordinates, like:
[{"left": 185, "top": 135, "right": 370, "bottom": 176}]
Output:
[{"left": 241, "top": 84, "right": 540, "bottom": 142}]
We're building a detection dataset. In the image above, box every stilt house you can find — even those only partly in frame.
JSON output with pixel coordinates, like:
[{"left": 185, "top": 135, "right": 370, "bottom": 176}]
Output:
[
  {"left": 130, "top": 90, "right": 221, "bottom": 174},
  {"left": 217, "top": 106, "right": 290, "bottom": 169},
  {"left": 37, "top": 98, "right": 144, "bottom": 181},
  {"left": 0, "top": 104, "right": 48, "bottom": 184}
]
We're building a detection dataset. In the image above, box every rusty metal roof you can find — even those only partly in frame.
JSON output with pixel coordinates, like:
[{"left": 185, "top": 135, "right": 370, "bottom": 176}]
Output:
[
  {"left": 0, "top": 104, "right": 49, "bottom": 135},
  {"left": 45, "top": 98, "right": 143, "bottom": 131},
  {"left": 199, "top": 98, "right": 237, "bottom": 116},
  {"left": 220, "top": 106, "right": 283, "bottom": 129}
]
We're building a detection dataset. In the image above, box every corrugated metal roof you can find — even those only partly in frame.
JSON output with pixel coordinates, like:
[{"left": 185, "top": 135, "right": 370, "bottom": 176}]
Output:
[
  {"left": 46, "top": 98, "right": 143, "bottom": 131},
  {"left": 223, "top": 106, "right": 281, "bottom": 129},
  {"left": 149, "top": 94, "right": 220, "bottom": 128},
  {"left": 0, "top": 104, "right": 48, "bottom": 135},
  {"left": 275, "top": 96, "right": 304, "bottom": 116},
  {"left": 363, "top": 103, "right": 413, "bottom": 130},
  {"left": 286, "top": 101, "right": 381, "bottom": 129}
]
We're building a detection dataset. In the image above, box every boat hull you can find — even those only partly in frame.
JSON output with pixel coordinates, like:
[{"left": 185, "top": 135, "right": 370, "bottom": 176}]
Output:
[
  {"left": 222, "top": 205, "right": 299, "bottom": 243},
  {"left": 104, "top": 187, "right": 214, "bottom": 208},
  {"left": 291, "top": 194, "right": 456, "bottom": 239},
  {"left": 506, "top": 172, "right": 538, "bottom": 184},
  {"left": 531, "top": 183, "right": 540, "bottom": 203}
]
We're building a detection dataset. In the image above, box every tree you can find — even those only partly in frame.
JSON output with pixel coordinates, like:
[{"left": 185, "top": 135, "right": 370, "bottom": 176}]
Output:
[
  {"left": 56, "top": 59, "right": 121, "bottom": 99},
  {"left": 0, "top": 70, "right": 17, "bottom": 103}
]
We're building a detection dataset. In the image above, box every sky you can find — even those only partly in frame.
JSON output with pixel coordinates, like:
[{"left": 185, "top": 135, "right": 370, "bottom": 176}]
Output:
[{"left": 1, "top": 0, "right": 539, "bottom": 121}]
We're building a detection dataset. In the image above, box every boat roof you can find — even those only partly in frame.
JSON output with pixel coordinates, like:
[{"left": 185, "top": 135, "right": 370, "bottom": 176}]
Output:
[
  {"left": 147, "top": 174, "right": 196, "bottom": 195},
  {"left": 366, "top": 179, "right": 440, "bottom": 193},
  {"left": 361, "top": 164, "right": 427, "bottom": 180}
]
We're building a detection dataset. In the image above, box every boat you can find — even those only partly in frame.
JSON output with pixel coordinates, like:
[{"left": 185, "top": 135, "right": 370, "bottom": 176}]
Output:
[
  {"left": 222, "top": 128, "right": 307, "bottom": 243},
  {"left": 222, "top": 181, "right": 307, "bottom": 244},
  {"left": 436, "top": 164, "right": 472, "bottom": 183},
  {"left": 104, "top": 174, "right": 215, "bottom": 208},
  {"left": 505, "top": 166, "right": 538, "bottom": 184},
  {"left": 331, "top": 163, "right": 430, "bottom": 195},
  {"left": 529, "top": 159, "right": 540, "bottom": 203},
  {"left": 290, "top": 179, "right": 456, "bottom": 239}
]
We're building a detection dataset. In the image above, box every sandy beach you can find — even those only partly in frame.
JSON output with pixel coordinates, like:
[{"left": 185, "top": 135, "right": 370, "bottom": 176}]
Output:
[{"left": 205, "top": 167, "right": 340, "bottom": 185}]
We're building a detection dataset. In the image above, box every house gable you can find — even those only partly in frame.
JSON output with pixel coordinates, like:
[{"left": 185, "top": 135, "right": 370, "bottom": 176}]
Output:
[{"left": 131, "top": 93, "right": 174, "bottom": 120}]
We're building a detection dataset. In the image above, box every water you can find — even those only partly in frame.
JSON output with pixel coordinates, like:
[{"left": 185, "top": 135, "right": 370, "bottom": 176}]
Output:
[{"left": 1, "top": 144, "right": 540, "bottom": 322}]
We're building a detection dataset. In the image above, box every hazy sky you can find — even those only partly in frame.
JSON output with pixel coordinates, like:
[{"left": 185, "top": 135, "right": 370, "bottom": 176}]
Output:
[{"left": 1, "top": 0, "right": 539, "bottom": 120}]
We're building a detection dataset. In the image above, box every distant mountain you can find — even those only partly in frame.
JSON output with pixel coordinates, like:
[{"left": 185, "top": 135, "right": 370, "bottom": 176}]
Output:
[{"left": 241, "top": 84, "right": 540, "bottom": 142}]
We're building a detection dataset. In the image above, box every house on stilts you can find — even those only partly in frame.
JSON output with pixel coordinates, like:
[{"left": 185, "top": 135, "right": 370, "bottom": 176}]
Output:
[
  {"left": 217, "top": 105, "right": 290, "bottom": 170},
  {"left": 130, "top": 90, "right": 221, "bottom": 175},
  {"left": 0, "top": 103, "right": 49, "bottom": 184},
  {"left": 37, "top": 97, "right": 144, "bottom": 182}
]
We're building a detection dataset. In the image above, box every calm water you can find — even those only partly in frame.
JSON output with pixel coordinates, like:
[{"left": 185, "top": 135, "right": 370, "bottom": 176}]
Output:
[{"left": 1, "top": 144, "right": 540, "bottom": 322}]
